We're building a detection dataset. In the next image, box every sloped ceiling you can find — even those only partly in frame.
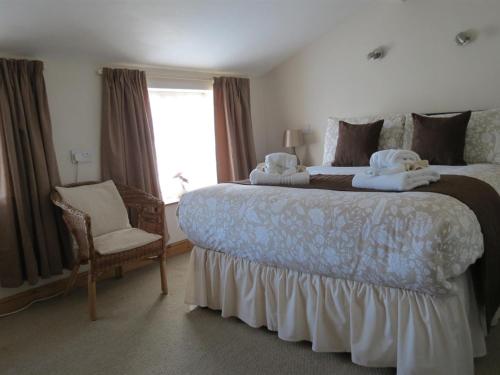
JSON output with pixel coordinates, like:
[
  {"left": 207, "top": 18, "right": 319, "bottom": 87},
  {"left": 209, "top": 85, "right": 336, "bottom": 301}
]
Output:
[{"left": 0, "top": 0, "right": 372, "bottom": 75}]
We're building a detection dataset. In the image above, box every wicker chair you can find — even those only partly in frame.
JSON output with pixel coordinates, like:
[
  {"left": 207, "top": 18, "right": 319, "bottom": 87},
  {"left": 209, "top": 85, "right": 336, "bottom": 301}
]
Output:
[{"left": 51, "top": 181, "right": 167, "bottom": 321}]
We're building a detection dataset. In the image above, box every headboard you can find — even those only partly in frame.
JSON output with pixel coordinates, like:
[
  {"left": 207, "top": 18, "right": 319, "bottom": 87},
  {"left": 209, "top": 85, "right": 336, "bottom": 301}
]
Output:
[{"left": 425, "top": 109, "right": 483, "bottom": 116}]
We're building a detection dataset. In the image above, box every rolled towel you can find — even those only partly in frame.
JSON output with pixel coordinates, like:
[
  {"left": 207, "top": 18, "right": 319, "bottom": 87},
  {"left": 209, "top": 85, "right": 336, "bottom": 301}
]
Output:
[
  {"left": 367, "top": 160, "right": 430, "bottom": 176},
  {"left": 407, "top": 159, "right": 429, "bottom": 171},
  {"left": 352, "top": 169, "right": 440, "bottom": 191},
  {"left": 250, "top": 169, "right": 310, "bottom": 186},
  {"left": 264, "top": 153, "right": 298, "bottom": 175},
  {"left": 370, "top": 149, "right": 421, "bottom": 170}
]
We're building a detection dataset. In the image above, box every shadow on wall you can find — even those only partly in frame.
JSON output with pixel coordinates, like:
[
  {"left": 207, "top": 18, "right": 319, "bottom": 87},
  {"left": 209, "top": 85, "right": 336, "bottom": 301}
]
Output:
[{"left": 303, "top": 131, "right": 320, "bottom": 165}]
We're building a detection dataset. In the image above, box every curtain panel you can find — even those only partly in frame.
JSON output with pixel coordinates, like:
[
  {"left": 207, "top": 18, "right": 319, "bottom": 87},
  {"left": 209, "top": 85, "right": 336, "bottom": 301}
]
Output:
[
  {"left": 100, "top": 68, "right": 168, "bottom": 240},
  {"left": 101, "top": 68, "right": 161, "bottom": 198},
  {"left": 0, "top": 58, "right": 72, "bottom": 287},
  {"left": 213, "top": 77, "right": 256, "bottom": 182}
]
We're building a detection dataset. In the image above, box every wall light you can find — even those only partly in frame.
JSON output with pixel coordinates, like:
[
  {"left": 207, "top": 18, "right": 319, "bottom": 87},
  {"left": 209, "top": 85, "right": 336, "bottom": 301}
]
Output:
[
  {"left": 455, "top": 30, "right": 475, "bottom": 46},
  {"left": 367, "top": 47, "right": 386, "bottom": 61}
]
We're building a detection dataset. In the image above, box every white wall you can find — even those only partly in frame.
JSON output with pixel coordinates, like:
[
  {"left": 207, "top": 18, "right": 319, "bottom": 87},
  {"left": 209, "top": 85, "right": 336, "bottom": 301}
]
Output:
[
  {"left": 254, "top": 1, "right": 500, "bottom": 165},
  {"left": 45, "top": 59, "right": 102, "bottom": 183},
  {"left": 250, "top": 75, "right": 284, "bottom": 163}
]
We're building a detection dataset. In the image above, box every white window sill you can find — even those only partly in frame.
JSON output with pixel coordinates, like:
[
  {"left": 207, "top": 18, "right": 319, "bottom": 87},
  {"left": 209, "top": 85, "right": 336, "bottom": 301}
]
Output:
[{"left": 165, "top": 198, "right": 180, "bottom": 206}]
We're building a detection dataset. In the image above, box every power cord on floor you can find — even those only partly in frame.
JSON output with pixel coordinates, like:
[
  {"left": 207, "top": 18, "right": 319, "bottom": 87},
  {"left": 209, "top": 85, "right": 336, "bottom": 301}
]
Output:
[{"left": 0, "top": 291, "right": 64, "bottom": 318}]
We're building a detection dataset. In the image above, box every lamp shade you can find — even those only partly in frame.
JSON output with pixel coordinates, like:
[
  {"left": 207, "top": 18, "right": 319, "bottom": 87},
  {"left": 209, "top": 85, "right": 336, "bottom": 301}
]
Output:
[{"left": 283, "top": 129, "right": 304, "bottom": 148}]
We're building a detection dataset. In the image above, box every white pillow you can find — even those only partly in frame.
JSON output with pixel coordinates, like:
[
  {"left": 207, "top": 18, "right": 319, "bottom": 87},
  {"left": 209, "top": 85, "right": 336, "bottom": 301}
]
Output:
[
  {"left": 403, "top": 109, "right": 500, "bottom": 164},
  {"left": 56, "top": 180, "right": 131, "bottom": 237},
  {"left": 322, "top": 114, "right": 405, "bottom": 166}
]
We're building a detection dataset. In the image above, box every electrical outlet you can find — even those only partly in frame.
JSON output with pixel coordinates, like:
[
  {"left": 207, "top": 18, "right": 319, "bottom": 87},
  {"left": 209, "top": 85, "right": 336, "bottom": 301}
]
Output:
[{"left": 71, "top": 150, "right": 92, "bottom": 164}]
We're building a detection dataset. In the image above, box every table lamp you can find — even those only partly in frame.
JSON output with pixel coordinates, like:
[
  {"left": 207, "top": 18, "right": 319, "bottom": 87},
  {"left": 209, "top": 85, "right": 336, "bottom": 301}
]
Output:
[{"left": 283, "top": 129, "right": 304, "bottom": 164}]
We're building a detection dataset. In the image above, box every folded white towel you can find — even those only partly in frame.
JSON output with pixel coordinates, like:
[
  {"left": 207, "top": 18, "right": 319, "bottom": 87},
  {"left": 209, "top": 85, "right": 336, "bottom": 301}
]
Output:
[
  {"left": 270, "top": 167, "right": 298, "bottom": 176},
  {"left": 264, "top": 153, "right": 298, "bottom": 175},
  {"left": 366, "top": 165, "right": 407, "bottom": 176},
  {"left": 352, "top": 169, "right": 440, "bottom": 191},
  {"left": 370, "top": 149, "right": 421, "bottom": 170},
  {"left": 250, "top": 169, "right": 310, "bottom": 186}
]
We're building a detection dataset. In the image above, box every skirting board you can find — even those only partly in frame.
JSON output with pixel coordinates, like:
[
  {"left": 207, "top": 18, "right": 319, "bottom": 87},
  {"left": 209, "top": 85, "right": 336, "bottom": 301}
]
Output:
[{"left": 0, "top": 239, "right": 193, "bottom": 316}]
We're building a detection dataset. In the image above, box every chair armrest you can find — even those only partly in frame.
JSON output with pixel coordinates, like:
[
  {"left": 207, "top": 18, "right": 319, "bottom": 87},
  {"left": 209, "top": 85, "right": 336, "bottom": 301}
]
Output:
[
  {"left": 50, "top": 191, "right": 95, "bottom": 261},
  {"left": 115, "top": 184, "right": 166, "bottom": 237}
]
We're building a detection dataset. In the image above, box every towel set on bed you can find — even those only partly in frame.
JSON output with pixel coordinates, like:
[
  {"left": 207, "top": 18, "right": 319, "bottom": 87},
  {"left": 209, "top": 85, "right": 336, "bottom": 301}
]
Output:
[
  {"left": 250, "top": 153, "right": 310, "bottom": 185},
  {"left": 353, "top": 149, "right": 440, "bottom": 191}
]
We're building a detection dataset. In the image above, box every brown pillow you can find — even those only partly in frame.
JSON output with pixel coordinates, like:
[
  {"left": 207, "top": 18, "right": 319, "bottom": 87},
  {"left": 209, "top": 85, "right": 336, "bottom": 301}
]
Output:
[
  {"left": 411, "top": 111, "right": 471, "bottom": 165},
  {"left": 332, "top": 120, "right": 384, "bottom": 167}
]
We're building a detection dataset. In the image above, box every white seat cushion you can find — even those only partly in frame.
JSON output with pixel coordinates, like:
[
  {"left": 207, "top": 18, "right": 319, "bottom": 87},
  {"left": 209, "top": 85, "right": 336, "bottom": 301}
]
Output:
[
  {"left": 55, "top": 180, "right": 131, "bottom": 237},
  {"left": 93, "top": 228, "right": 162, "bottom": 255}
]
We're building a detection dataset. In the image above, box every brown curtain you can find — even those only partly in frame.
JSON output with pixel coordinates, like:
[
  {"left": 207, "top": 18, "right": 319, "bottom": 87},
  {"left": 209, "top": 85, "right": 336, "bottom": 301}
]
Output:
[
  {"left": 0, "top": 58, "right": 72, "bottom": 287},
  {"left": 213, "top": 77, "right": 256, "bottom": 182},
  {"left": 101, "top": 68, "right": 161, "bottom": 198}
]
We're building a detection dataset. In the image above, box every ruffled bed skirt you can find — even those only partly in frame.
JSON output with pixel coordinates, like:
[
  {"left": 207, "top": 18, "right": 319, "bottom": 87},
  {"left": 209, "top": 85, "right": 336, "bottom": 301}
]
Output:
[{"left": 185, "top": 246, "right": 486, "bottom": 375}]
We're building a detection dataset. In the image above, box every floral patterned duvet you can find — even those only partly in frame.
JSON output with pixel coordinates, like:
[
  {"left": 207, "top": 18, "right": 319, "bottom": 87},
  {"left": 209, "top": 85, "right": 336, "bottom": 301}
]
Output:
[{"left": 178, "top": 164, "right": 500, "bottom": 295}]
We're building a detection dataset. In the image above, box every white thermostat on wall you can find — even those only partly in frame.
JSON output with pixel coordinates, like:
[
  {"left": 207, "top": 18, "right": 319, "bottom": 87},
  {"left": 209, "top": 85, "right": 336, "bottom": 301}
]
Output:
[{"left": 71, "top": 150, "right": 92, "bottom": 164}]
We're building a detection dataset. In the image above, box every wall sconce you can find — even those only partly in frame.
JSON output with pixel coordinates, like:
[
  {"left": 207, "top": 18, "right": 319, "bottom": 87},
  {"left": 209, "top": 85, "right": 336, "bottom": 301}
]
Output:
[
  {"left": 367, "top": 47, "right": 386, "bottom": 61},
  {"left": 455, "top": 30, "right": 475, "bottom": 46}
]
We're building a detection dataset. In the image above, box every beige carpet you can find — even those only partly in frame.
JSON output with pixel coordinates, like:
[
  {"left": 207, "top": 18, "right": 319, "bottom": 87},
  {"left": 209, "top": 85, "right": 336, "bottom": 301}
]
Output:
[{"left": 1, "top": 252, "right": 499, "bottom": 375}]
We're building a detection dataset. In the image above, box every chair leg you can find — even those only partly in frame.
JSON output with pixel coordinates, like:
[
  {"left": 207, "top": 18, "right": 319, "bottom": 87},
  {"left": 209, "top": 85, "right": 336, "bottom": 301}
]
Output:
[
  {"left": 159, "top": 254, "right": 168, "bottom": 295},
  {"left": 88, "top": 265, "right": 97, "bottom": 321},
  {"left": 64, "top": 263, "right": 80, "bottom": 296}
]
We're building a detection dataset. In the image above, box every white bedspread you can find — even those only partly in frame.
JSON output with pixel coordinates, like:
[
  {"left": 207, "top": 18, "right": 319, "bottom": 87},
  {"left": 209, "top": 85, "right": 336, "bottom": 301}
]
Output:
[{"left": 178, "top": 164, "right": 500, "bottom": 295}]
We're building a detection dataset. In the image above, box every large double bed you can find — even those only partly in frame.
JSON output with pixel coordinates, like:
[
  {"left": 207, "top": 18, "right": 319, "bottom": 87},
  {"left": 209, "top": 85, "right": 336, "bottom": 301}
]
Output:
[{"left": 178, "top": 110, "right": 500, "bottom": 374}]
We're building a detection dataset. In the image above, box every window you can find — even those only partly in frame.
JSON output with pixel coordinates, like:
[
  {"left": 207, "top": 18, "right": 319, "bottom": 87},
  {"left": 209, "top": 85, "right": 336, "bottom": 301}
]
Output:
[{"left": 149, "top": 86, "right": 217, "bottom": 204}]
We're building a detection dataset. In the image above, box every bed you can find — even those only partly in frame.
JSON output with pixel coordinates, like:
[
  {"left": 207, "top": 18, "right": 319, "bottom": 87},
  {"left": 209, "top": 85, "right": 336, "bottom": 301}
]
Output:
[{"left": 178, "top": 110, "right": 500, "bottom": 375}]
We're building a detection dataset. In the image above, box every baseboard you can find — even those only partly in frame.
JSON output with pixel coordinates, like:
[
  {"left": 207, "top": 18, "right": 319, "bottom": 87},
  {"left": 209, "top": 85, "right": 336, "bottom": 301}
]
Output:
[{"left": 0, "top": 239, "right": 192, "bottom": 316}]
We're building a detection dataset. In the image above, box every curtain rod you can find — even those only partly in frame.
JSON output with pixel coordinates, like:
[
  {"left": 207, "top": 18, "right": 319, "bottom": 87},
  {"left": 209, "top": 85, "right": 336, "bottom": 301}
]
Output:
[{"left": 96, "top": 68, "right": 216, "bottom": 82}]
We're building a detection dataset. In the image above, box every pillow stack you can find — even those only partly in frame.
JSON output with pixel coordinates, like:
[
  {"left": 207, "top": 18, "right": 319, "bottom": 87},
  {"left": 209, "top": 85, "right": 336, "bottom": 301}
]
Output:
[
  {"left": 332, "top": 120, "right": 383, "bottom": 166},
  {"left": 404, "top": 109, "right": 500, "bottom": 164},
  {"left": 323, "top": 114, "right": 405, "bottom": 167},
  {"left": 323, "top": 108, "right": 500, "bottom": 166}
]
